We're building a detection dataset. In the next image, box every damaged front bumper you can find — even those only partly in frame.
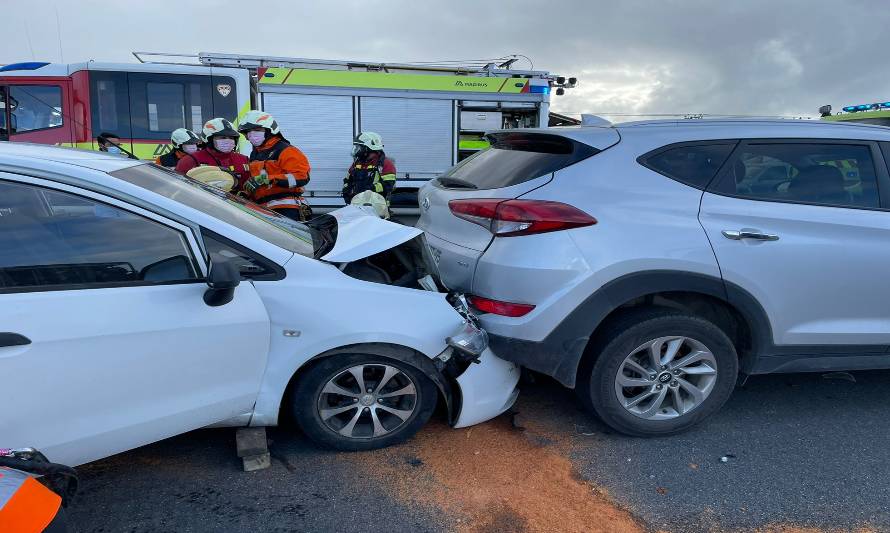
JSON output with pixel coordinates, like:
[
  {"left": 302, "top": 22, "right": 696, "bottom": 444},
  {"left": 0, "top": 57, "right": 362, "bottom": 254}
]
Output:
[{"left": 437, "top": 294, "right": 521, "bottom": 428}]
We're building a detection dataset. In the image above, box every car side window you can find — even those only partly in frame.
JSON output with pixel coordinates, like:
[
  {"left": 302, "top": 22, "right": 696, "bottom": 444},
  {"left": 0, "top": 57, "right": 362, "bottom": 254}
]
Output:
[
  {"left": 711, "top": 142, "right": 880, "bottom": 209},
  {"left": 201, "top": 229, "right": 280, "bottom": 280},
  {"left": 0, "top": 180, "right": 200, "bottom": 290},
  {"left": 640, "top": 142, "right": 735, "bottom": 189}
]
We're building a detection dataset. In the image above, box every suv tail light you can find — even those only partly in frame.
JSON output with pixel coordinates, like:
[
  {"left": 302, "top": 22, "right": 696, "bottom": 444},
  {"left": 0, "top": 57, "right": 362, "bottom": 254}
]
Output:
[
  {"left": 467, "top": 295, "right": 535, "bottom": 317},
  {"left": 448, "top": 199, "right": 596, "bottom": 237}
]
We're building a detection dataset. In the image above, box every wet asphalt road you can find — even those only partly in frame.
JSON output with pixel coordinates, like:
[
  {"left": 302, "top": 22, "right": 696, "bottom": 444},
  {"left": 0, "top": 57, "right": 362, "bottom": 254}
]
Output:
[{"left": 67, "top": 369, "right": 890, "bottom": 532}]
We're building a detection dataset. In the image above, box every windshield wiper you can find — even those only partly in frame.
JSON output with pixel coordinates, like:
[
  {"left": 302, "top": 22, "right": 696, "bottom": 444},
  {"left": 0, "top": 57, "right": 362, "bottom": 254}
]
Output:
[{"left": 436, "top": 177, "right": 478, "bottom": 189}]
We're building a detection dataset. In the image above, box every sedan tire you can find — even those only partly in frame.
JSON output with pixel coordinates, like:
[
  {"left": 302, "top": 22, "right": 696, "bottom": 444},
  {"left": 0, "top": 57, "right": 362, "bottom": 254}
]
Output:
[{"left": 292, "top": 353, "right": 438, "bottom": 451}]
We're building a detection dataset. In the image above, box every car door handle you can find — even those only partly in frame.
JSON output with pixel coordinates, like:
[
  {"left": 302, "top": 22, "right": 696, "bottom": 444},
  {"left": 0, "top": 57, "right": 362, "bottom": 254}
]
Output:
[
  {"left": 722, "top": 230, "right": 779, "bottom": 241},
  {"left": 0, "top": 333, "right": 32, "bottom": 347}
]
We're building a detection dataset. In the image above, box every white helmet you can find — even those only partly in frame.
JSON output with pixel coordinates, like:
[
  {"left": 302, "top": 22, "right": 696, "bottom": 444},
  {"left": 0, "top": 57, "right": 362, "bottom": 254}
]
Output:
[
  {"left": 171, "top": 128, "right": 201, "bottom": 149},
  {"left": 202, "top": 118, "right": 239, "bottom": 140},
  {"left": 354, "top": 131, "right": 384, "bottom": 152},
  {"left": 350, "top": 190, "right": 390, "bottom": 219},
  {"left": 238, "top": 110, "right": 280, "bottom": 135}
]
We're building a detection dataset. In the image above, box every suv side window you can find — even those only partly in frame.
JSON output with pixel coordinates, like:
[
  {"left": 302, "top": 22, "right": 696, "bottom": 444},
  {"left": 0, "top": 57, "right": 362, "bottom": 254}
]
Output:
[
  {"left": 711, "top": 142, "right": 880, "bottom": 209},
  {"left": 0, "top": 180, "right": 200, "bottom": 291},
  {"left": 639, "top": 142, "right": 736, "bottom": 189}
]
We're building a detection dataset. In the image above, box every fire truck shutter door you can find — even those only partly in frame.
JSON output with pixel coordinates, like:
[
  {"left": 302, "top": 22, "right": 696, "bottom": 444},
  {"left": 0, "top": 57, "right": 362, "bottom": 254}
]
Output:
[
  {"left": 262, "top": 93, "right": 354, "bottom": 194},
  {"left": 359, "top": 97, "right": 453, "bottom": 180}
]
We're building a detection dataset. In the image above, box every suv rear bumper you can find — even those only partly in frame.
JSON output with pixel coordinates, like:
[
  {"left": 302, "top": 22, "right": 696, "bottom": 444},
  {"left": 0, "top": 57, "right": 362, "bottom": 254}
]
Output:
[{"left": 488, "top": 332, "right": 587, "bottom": 388}]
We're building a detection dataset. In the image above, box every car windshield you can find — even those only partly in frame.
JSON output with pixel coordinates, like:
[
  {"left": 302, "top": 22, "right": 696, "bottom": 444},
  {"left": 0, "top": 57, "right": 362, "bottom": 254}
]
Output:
[{"left": 111, "top": 164, "right": 317, "bottom": 257}]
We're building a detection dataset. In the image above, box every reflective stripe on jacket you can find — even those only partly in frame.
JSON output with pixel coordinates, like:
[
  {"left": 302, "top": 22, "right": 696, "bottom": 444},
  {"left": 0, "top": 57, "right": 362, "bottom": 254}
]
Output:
[
  {"left": 0, "top": 467, "right": 62, "bottom": 532},
  {"left": 342, "top": 153, "right": 396, "bottom": 203},
  {"left": 155, "top": 150, "right": 185, "bottom": 168}
]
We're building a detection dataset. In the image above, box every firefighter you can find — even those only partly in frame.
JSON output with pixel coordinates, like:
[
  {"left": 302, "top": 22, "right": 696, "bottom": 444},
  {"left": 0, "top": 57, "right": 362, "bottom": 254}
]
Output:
[
  {"left": 155, "top": 128, "right": 202, "bottom": 168},
  {"left": 342, "top": 132, "right": 396, "bottom": 205},
  {"left": 238, "top": 110, "right": 311, "bottom": 221},
  {"left": 175, "top": 118, "right": 251, "bottom": 192},
  {"left": 97, "top": 133, "right": 125, "bottom": 156}
]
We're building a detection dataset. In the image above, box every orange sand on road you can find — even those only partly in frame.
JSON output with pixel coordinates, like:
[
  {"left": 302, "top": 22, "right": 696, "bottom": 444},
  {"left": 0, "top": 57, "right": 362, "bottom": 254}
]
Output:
[{"left": 348, "top": 414, "right": 643, "bottom": 533}]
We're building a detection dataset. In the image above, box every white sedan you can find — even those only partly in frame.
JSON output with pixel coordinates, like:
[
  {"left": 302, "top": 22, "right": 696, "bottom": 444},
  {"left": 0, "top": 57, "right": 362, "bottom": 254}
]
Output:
[{"left": 0, "top": 144, "right": 519, "bottom": 466}]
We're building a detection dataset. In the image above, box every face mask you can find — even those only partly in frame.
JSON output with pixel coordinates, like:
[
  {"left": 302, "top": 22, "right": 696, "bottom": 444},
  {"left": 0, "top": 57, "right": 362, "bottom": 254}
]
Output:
[
  {"left": 247, "top": 131, "right": 266, "bottom": 147},
  {"left": 106, "top": 146, "right": 121, "bottom": 155},
  {"left": 213, "top": 138, "right": 236, "bottom": 153},
  {"left": 182, "top": 144, "right": 199, "bottom": 154}
]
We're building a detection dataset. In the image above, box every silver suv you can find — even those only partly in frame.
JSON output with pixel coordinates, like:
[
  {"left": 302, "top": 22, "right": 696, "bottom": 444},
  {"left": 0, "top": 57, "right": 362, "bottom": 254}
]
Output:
[{"left": 418, "top": 118, "right": 890, "bottom": 436}]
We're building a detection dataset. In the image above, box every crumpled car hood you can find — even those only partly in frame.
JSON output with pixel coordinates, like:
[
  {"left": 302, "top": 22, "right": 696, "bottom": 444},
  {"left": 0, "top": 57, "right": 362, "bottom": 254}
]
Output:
[{"left": 320, "top": 205, "right": 422, "bottom": 263}]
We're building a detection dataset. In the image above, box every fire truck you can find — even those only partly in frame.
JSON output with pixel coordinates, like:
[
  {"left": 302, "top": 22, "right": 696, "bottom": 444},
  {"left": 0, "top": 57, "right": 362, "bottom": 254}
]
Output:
[
  {"left": 0, "top": 52, "right": 575, "bottom": 210},
  {"left": 819, "top": 101, "right": 890, "bottom": 127}
]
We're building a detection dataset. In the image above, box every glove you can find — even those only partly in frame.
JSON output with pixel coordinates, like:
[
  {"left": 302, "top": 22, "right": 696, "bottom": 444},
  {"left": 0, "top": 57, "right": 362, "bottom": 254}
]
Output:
[
  {"left": 243, "top": 171, "right": 270, "bottom": 196},
  {"left": 254, "top": 170, "right": 271, "bottom": 187}
]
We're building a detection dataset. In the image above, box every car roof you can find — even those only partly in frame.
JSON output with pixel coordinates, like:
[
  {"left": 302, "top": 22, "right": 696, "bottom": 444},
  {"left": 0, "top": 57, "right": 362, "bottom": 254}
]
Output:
[
  {"left": 614, "top": 117, "right": 884, "bottom": 129},
  {"left": 528, "top": 118, "right": 890, "bottom": 146},
  {"left": 0, "top": 143, "right": 144, "bottom": 174},
  {"left": 611, "top": 117, "right": 890, "bottom": 140}
]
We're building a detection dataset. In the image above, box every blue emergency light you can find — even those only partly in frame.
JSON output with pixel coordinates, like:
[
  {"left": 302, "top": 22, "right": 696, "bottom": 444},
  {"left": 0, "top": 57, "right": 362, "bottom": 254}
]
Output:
[
  {"left": 842, "top": 101, "right": 890, "bottom": 113},
  {"left": 0, "top": 62, "right": 50, "bottom": 72}
]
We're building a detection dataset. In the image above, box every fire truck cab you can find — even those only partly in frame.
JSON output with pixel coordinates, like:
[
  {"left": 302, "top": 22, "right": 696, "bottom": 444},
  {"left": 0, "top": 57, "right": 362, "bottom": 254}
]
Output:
[{"left": 0, "top": 61, "right": 247, "bottom": 158}]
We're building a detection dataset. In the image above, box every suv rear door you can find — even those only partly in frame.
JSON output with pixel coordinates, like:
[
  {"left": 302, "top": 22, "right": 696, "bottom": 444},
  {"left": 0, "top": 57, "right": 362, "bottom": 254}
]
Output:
[
  {"left": 700, "top": 139, "right": 890, "bottom": 352},
  {"left": 417, "top": 129, "right": 618, "bottom": 291}
]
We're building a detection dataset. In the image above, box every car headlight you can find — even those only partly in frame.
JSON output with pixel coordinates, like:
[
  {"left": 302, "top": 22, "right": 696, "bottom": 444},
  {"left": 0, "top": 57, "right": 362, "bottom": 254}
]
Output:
[{"left": 446, "top": 320, "right": 489, "bottom": 358}]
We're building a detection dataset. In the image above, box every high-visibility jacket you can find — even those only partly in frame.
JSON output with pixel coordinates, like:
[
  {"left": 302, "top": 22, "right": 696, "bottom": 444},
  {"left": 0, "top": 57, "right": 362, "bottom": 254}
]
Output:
[
  {"left": 175, "top": 148, "right": 251, "bottom": 192},
  {"left": 0, "top": 467, "right": 65, "bottom": 532},
  {"left": 247, "top": 136, "right": 311, "bottom": 214},
  {"left": 342, "top": 152, "right": 396, "bottom": 204},
  {"left": 155, "top": 149, "right": 187, "bottom": 169}
]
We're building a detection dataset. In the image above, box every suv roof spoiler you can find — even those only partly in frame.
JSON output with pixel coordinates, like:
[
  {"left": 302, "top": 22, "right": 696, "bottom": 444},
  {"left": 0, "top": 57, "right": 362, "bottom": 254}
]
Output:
[{"left": 581, "top": 114, "right": 612, "bottom": 127}]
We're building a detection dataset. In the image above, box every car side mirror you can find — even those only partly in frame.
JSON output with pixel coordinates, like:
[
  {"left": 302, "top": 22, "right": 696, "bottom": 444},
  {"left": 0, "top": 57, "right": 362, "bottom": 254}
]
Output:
[{"left": 204, "top": 259, "right": 240, "bottom": 307}]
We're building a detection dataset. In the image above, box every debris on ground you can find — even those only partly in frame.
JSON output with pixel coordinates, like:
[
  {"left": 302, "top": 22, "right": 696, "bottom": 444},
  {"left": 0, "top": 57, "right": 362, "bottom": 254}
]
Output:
[{"left": 720, "top": 454, "right": 737, "bottom": 463}]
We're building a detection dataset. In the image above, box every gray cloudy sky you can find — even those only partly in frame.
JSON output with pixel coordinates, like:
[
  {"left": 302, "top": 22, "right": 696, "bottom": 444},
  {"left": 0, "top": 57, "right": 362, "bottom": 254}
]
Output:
[{"left": 4, "top": 0, "right": 889, "bottom": 121}]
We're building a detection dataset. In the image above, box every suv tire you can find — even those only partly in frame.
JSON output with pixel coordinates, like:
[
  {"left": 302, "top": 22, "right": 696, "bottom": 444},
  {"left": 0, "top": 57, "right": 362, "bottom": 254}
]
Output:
[
  {"left": 582, "top": 310, "right": 738, "bottom": 437},
  {"left": 292, "top": 353, "right": 438, "bottom": 451}
]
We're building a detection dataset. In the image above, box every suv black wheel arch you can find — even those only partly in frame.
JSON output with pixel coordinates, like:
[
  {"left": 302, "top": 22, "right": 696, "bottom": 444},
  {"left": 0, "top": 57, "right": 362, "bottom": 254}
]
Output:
[{"left": 487, "top": 270, "right": 771, "bottom": 387}]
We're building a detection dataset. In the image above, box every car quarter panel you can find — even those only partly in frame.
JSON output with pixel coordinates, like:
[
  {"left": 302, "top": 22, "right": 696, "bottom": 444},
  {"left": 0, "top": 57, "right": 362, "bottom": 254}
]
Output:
[{"left": 476, "top": 130, "right": 722, "bottom": 343}]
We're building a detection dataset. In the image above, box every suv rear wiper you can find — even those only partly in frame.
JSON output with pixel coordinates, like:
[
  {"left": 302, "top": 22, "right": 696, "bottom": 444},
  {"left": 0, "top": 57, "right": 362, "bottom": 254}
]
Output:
[{"left": 436, "top": 177, "right": 478, "bottom": 189}]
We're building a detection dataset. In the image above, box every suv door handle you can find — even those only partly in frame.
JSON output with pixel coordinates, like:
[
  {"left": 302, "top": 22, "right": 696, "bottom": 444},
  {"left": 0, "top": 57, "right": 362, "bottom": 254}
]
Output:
[
  {"left": 0, "top": 333, "right": 31, "bottom": 347},
  {"left": 722, "top": 230, "right": 779, "bottom": 241}
]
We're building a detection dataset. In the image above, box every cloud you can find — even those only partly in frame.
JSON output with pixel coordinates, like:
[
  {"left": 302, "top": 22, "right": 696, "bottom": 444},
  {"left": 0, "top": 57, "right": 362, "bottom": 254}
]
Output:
[{"left": 3, "top": 0, "right": 889, "bottom": 120}]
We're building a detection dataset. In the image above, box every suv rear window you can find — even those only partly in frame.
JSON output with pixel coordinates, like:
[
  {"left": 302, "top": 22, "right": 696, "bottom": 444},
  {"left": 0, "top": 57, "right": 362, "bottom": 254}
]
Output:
[
  {"left": 434, "top": 132, "right": 599, "bottom": 191},
  {"left": 639, "top": 142, "right": 736, "bottom": 189}
]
